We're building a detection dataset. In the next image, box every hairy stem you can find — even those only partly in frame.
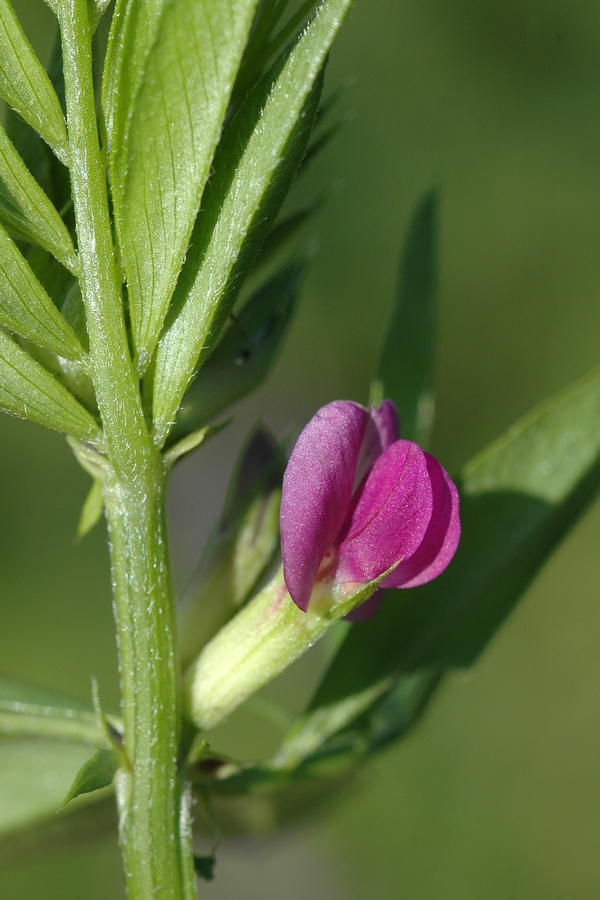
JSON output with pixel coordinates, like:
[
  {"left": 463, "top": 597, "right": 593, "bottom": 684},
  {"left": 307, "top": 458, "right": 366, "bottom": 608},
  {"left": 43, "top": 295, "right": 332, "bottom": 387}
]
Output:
[
  {"left": 58, "top": 2, "right": 194, "bottom": 896},
  {"left": 103, "top": 462, "right": 191, "bottom": 900}
]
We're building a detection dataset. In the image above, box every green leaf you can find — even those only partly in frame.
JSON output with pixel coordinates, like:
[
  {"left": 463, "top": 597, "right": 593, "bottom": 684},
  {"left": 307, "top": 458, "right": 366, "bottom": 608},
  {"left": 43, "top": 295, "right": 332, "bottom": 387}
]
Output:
[
  {"left": 212, "top": 669, "right": 442, "bottom": 792},
  {"left": 102, "top": 0, "right": 168, "bottom": 162},
  {"left": 231, "top": 0, "right": 318, "bottom": 105},
  {"left": 313, "top": 366, "right": 600, "bottom": 706},
  {"left": 0, "top": 739, "right": 95, "bottom": 842},
  {"left": 88, "top": 0, "right": 112, "bottom": 31},
  {"left": 0, "top": 224, "right": 84, "bottom": 360},
  {"left": 153, "top": 0, "right": 353, "bottom": 444},
  {"left": 268, "top": 678, "right": 392, "bottom": 772},
  {"left": 375, "top": 189, "right": 438, "bottom": 447},
  {"left": 61, "top": 748, "right": 117, "bottom": 808},
  {"left": 105, "top": 0, "right": 259, "bottom": 372},
  {"left": 179, "top": 425, "right": 286, "bottom": 665},
  {"left": 4, "top": 29, "right": 71, "bottom": 216},
  {"left": 0, "top": 123, "right": 77, "bottom": 273},
  {"left": 0, "top": 329, "right": 101, "bottom": 439},
  {"left": 0, "top": 0, "right": 69, "bottom": 164},
  {"left": 77, "top": 477, "right": 104, "bottom": 538},
  {"left": 254, "top": 197, "right": 324, "bottom": 269},
  {"left": 163, "top": 418, "right": 231, "bottom": 470},
  {"left": 171, "top": 263, "right": 303, "bottom": 442},
  {"left": 0, "top": 673, "right": 105, "bottom": 745}
]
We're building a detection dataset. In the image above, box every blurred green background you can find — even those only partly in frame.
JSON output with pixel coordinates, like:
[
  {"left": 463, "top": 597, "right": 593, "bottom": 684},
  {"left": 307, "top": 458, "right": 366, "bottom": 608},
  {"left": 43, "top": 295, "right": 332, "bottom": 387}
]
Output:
[{"left": 2, "top": 0, "right": 600, "bottom": 896}]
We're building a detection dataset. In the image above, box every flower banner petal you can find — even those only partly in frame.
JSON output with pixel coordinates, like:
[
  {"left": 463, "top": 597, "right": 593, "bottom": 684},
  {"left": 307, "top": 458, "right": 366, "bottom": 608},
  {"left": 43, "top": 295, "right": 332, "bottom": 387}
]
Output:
[{"left": 281, "top": 401, "right": 369, "bottom": 610}]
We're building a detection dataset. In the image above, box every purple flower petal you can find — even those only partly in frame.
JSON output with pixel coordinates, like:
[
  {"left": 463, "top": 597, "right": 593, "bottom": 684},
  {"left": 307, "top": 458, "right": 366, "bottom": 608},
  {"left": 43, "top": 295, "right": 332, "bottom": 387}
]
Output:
[
  {"left": 370, "top": 399, "right": 400, "bottom": 449},
  {"left": 382, "top": 453, "right": 460, "bottom": 589},
  {"left": 281, "top": 401, "right": 370, "bottom": 610},
  {"left": 353, "top": 399, "right": 400, "bottom": 490},
  {"left": 336, "top": 440, "right": 434, "bottom": 587}
]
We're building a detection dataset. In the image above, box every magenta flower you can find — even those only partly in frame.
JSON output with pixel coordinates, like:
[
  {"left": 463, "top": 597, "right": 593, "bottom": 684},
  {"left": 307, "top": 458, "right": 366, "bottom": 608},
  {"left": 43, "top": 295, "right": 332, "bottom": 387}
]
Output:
[{"left": 280, "top": 399, "right": 460, "bottom": 617}]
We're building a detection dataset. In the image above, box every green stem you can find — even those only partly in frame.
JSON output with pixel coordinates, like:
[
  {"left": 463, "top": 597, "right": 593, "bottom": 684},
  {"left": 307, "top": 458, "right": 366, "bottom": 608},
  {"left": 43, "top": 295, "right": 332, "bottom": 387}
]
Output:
[
  {"left": 103, "top": 463, "right": 190, "bottom": 899},
  {"left": 58, "top": 2, "right": 195, "bottom": 896}
]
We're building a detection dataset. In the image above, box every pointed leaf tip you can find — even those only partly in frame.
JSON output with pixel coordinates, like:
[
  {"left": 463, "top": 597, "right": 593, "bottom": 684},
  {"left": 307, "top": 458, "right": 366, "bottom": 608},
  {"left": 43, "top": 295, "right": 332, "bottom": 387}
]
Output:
[{"left": 61, "top": 748, "right": 117, "bottom": 809}]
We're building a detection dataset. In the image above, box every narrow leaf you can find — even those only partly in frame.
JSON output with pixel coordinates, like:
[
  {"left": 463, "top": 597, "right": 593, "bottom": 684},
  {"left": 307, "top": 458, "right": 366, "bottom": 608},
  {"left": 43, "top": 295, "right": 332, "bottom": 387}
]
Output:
[
  {"left": 376, "top": 189, "right": 439, "bottom": 447},
  {"left": 223, "top": 669, "right": 442, "bottom": 785},
  {"left": 171, "top": 263, "right": 303, "bottom": 442},
  {"left": 102, "top": 0, "right": 168, "bottom": 162},
  {"left": 0, "top": 123, "right": 77, "bottom": 272},
  {"left": 314, "top": 367, "right": 600, "bottom": 706},
  {"left": 0, "top": 329, "right": 101, "bottom": 439},
  {"left": 255, "top": 199, "right": 324, "bottom": 268},
  {"left": 0, "top": 224, "right": 83, "bottom": 360},
  {"left": 153, "top": 0, "right": 353, "bottom": 444},
  {"left": 106, "top": 0, "right": 259, "bottom": 371},
  {"left": 61, "top": 748, "right": 117, "bottom": 808},
  {"left": 0, "top": 0, "right": 69, "bottom": 163},
  {"left": 88, "top": 0, "right": 112, "bottom": 31},
  {"left": 77, "top": 478, "right": 104, "bottom": 538},
  {"left": 4, "top": 29, "right": 71, "bottom": 215},
  {"left": 163, "top": 419, "right": 230, "bottom": 469},
  {"left": 0, "top": 674, "right": 105, "bottom": 745}
]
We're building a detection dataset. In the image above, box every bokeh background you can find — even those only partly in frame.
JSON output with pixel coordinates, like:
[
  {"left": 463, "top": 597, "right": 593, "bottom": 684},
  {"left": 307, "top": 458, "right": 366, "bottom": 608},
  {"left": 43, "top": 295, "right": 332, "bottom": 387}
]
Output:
[{"left": 2, "top": 0, "right": 600, "bottom": 896}]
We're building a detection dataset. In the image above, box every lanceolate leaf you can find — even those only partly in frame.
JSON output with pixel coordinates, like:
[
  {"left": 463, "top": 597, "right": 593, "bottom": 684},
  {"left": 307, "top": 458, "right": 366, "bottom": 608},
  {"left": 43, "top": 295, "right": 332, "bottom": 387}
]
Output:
[
  {"left": 3, "top": 30, "right": 71, "bottom": 217},
  {"left": 0, "top": 674, "right": 105, "bottom": 746},
  {"left": 210, "top": 669, "right": 442, "bottom": 790},
  {"left": 88, "top": 0, "right": 112, "bottom": 31},
  {"left": 61, "top": 748, "right": 118, "bottom": 807},
  {"left": 77, "top": 477, "right": 104, "bottom": 538},
  {"left": 313, "top": 367, "right": 600, "bottom": 706},
  {"left": 0, "top": 0, "right": 69, "bottom": 164},
  {"left": 153, "top": 0, "right": 353, "bottom": 444},
  {"left": 0, "top": 224, "right": 84, "bottom": 360},
  {"left": 0, "top": 330, "right": 101, "bottom": 439},
  {"left": 102, "top": 0, "right": 168, "bottom": 163},
  {"left": 0, "top": 124, "right": 77, "bottom": 273},
  {"left": 171, "top": 263, "right": 303, "bottom": 441},
  {"left": 377, "top": 189, "right": 438, "bottom": 448},
  {"left": 106, "top": 0, "right": 259, "bottom": 372}
]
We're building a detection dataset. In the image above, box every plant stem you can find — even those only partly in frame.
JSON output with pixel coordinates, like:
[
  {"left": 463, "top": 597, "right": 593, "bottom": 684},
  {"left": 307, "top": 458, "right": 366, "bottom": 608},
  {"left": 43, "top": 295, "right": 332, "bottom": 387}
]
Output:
[
  {"left": 103, "top": 462, "right": 189, "bottom": 899},
  {"left": 58, "top": 2, "right": 194, "bottom": 896}
]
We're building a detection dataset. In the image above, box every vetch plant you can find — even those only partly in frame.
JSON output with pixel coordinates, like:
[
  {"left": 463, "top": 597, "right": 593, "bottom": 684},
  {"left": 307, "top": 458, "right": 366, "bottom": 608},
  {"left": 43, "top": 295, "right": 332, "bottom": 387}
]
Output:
[{"left": 1, "top": 1, "right": 600, "bottom": 897}]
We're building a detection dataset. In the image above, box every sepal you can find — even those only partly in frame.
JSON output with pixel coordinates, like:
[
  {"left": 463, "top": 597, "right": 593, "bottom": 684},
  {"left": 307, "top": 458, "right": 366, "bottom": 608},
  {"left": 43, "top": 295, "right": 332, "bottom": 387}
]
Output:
[{"left": 183, "top": 564, "right": 392, "bottom": 732}]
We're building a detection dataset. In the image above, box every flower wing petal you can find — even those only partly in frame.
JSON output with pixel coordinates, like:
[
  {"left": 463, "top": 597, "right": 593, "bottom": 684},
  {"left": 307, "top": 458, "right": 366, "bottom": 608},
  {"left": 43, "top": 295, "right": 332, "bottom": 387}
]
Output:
[
  {"left": 336, "top": 440, "right": 433, "bottom": 587},
  {"left": 383, "top": 453, "right": 460, "bottom": 589},
  {"left": 370, "top": 399, "right": 400, "bottom": 448},
  {"left": 281, "top": 401, "right": 369, "bottom": 610}
]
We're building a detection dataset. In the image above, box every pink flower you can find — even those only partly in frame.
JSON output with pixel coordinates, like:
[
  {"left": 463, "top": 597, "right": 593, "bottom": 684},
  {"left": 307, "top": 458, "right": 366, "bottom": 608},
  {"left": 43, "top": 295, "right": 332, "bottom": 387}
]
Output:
[{"left": 280, "top": 399, "right": 460, "bottom": 617}]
